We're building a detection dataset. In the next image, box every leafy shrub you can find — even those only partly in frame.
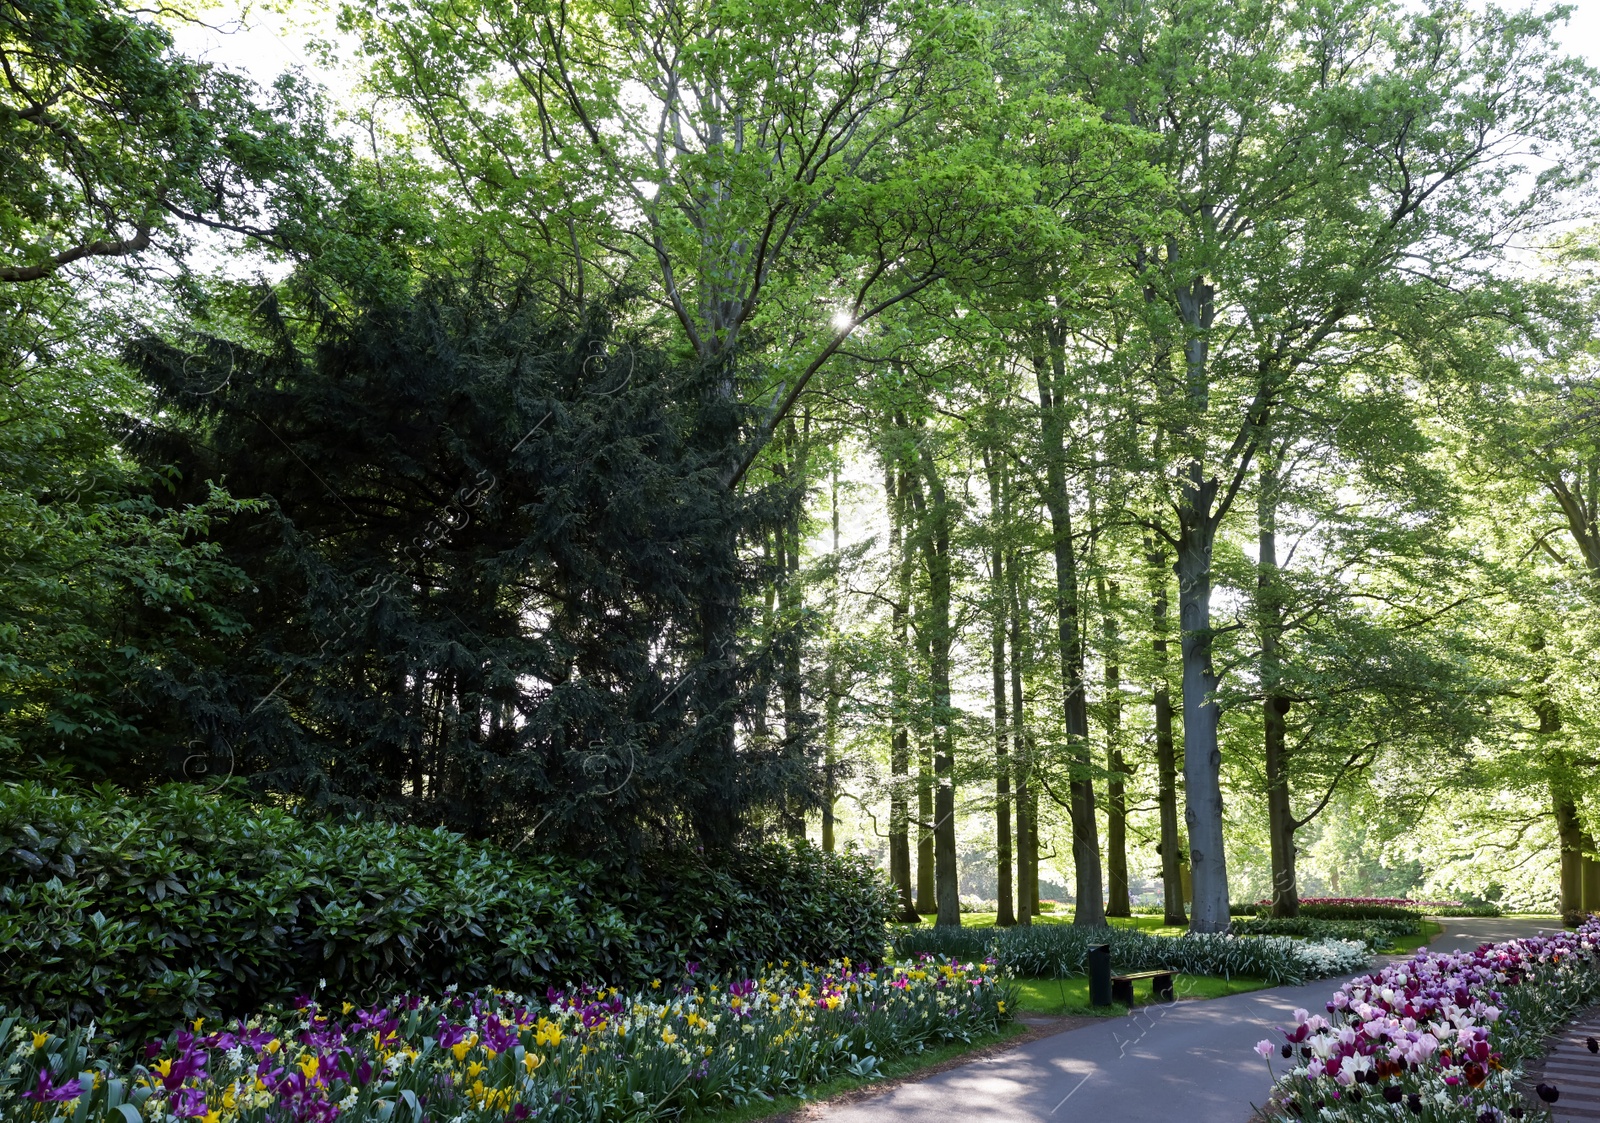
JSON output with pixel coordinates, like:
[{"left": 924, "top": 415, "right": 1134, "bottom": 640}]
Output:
[
  {"left": 0, "top": 783, "right": 893, "bottom": 1044},
  {"left": 892, "top": 924, "right": 1370, "bottom": 985},
  {"left": 599, "top": 841, "right": 897, "bottom": 982}
]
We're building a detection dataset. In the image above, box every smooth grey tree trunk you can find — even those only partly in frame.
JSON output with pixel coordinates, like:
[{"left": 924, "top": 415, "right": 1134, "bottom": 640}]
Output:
[
  {"left": 1176, "top": 498, "right": 1229, "bottom": 932},
  {"left": 986, "top": 449, "right": 1015, "bottom": 926},
  {"left": 885, "top": 462, "right": 919, "bottom": 919},
  {"left": 1010, "top": 546, "right": 1038, "bottom": 923},
  {"left": 821, "top": 467, "right": 839, "bottom": 852},
  {"left": 1259, "top": 455, "right": 1298, "bottom": 918},
  {"left": 1033, "top": 322, "right": 1105, "bottom": 927},
  {"left": 1147, "top": 542, "right": 1187, "bottom": 926},
  {"left": 915, "top": 449, "right": 961, "bottom": 928},
  {"left": 1100, "top": 575, "right": 1130, "bottom": 917}
]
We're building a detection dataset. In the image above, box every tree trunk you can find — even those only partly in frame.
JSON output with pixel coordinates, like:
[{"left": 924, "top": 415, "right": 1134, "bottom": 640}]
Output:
[
  {"left": 1010, "top": 547, "right": 1037, "bottom": 924},
  {"left": 986, "top": 450, "right": 1015, "bottom": 926},
  {"left": 1147, "top": 540, "right": 1186, "bottom": 926},
  {"left": 1033, "top": 322, "right": 1105, "bottom": 927},
  {"left": 912, "top": 448, "right": 961, "bottom": 927},
  {"left": 913, "top": 482, "right": 935, "bottom": 916},
  {"left": 1259, "top": 454, "right": 1299, "bottom": 919},
  {"left": 781, "top": 489, "right": 806, "bottom": 841},
  {"left": 885, "top": 462, "right": 919, "bottom": 920},
  {"left": 822, "top": 466, "right": 839, "bottom": 852},
  {"left": 1171, "top": 263, "right": 1231, "bottom": 932},
  {"left": 1176, "top": 493, "right": 1230, "bottom": 932},
  {"left": 1556, "top": 788, "right": 1585, "bottom": 925},
  {"left": 916, "top": 735, "right": 935, "bottom": 913},
  {"left": 1100, "top": 575, "right": 1130, "bottom": 918}
]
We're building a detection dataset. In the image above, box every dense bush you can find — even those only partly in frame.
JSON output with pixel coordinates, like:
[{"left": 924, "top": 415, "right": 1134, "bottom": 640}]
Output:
[
  {"left": 597, "top": 839, "right": 897, "bottom": 981},
  {"left": 0, "top": 783, "right": 894, "bottom": 1044},
  {"left": 891, "top": 924, "right": 1370, "bottom": 985}
]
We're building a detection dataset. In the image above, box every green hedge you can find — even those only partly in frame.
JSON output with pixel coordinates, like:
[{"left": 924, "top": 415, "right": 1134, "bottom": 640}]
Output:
[{"left": 0, "top": 783, "right": 895, "bottom": 1044}]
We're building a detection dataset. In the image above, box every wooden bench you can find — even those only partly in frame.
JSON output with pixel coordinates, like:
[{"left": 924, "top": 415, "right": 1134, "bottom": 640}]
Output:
[{"left": 1111, "top": 969, "right": 1176, "bottom": 1005}]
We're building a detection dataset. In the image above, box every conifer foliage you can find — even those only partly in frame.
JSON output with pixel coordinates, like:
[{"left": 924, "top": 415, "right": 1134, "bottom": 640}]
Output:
[{"left": 124, "top": 277, "right": 803, "bottom": 854}]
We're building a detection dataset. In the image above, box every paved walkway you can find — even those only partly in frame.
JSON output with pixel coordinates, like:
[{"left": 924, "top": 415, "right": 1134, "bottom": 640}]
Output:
[
  {"left": 812, "top": 918, "right": 1562, "bottom": 1123},
  {"left": 1528, "top": 1005, "right": 1600, "bottom": 1122}
]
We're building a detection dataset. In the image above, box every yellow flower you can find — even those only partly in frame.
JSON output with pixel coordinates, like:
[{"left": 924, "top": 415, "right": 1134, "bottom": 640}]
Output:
[
  {"left": 200, "top": 1111, "right": 219, "bottom": 1123},
  {"left": 450, "top": 1033, "right": 479, "bottom": 1061},
  {"left": 661, "top": 1029, "right": 677, "bottom": 1045},
  {"left": 29, "top": 1032, "right": 49, "bottom": 1051},
  {"left": 522, "top": 1052, "right": 544, "bottom": 1074},
  {"left": 297, "top": 1055, "right": 319, "bottom": 1080},
  {"left": 533, "top": 1018, "right": 563, "bottom": 1048},
  {"left": 265, "top": 1040, "right": 282, "bottom": 1055},
  {"left": 154, "top": 1060, "right": 175, "bottom": 1080},
  {"left": 223, "top": 1085, "right": 238, "bottom": 1110},
  {"left": 192, "top": 1018, "right": 205, "bottom": 1033},
  {"left": 466, "top": 1062, "right": 486, "bottom": 1080},
  {"left": 651, "top": 979, "right": 661, "bottom": 990},
  {"left": 997, "top": 1002, "right": 1007, "bottom": 1014},
  {"left": 341, "top": 1002, "right": 354, "bottom": 1015},
  {"left": 729, "top": 997, "right": 741, "bottom": 1010}
]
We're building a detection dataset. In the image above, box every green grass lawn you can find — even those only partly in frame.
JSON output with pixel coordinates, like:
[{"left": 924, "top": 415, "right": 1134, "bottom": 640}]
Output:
[
  {"left": 1385, "top": 919, "right": 1442, "bottom": 954},
  {"left": 1008, "top": 972, "right": 1272, "bottom": 1017},
  {"left": 687, "top": 1023, "right": 1030, "bottom": 1123}
]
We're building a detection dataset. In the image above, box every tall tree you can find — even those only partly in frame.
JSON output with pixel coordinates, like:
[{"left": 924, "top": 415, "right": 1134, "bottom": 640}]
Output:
[{"left": 1055, "top": 0, "right": 1595, "bottom": 929}]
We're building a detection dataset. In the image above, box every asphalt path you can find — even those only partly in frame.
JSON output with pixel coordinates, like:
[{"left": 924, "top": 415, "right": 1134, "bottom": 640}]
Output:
[{"left": 811, "top": 917, "right": 1562, "bottom": 1123}]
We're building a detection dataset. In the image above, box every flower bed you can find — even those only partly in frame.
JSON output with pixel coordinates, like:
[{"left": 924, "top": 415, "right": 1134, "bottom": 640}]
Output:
[
  {"left": 0, "top": 958, "right": 1011, "bottom": 1123},
  {"left": 1233, "top": 916, "right": 1422, "bottom": 948},
  {"left": 1254, "top": 899, "right": 1501, "bottom": 919},
  {"left": 893, "top": 925, "right": 1371, "bottom": 986},
  {"left": 1253, "top": 917, "right": 1600, "bottom": 1122}
]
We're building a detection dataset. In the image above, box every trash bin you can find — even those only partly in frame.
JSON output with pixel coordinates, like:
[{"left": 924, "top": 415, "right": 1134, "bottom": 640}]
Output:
[{"left": 1088, "top": 942, "right": 1112, "bottom": 1007}]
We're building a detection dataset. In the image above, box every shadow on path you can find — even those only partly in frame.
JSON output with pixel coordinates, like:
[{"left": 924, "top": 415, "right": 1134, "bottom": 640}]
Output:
[{"left": 808, "top": 918, "right": 1559, "bottom": 1123}]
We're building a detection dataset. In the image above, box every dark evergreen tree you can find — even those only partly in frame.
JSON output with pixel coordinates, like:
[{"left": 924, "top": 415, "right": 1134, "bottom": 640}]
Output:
[{"left": 122, "top": 274, "right": 808, "bottom": 856}]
